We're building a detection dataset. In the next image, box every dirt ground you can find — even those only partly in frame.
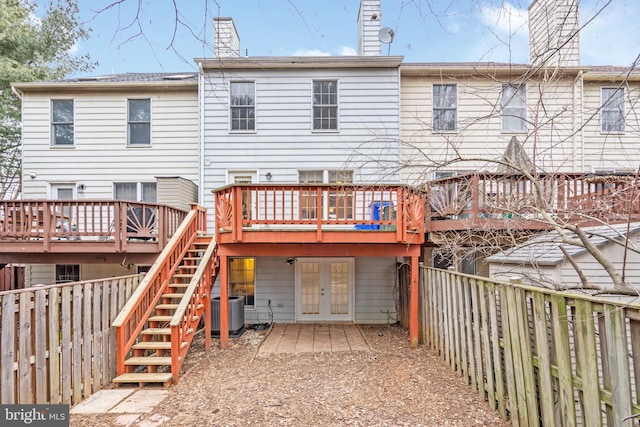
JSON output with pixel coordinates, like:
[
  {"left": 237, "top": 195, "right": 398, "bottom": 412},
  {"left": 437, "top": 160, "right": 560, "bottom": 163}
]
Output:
[{"left": 71, "top": 324, "right": 510, "bottom": 426}]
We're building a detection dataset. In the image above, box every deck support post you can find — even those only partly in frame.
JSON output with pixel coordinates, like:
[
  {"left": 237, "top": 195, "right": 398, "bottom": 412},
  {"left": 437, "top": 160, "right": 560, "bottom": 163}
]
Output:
[
  {"left": 410, "top": 255, "right": 419, "bottom": 348},
  {"left": 219, "top": 255, "right": 229, "bottom": 349}
]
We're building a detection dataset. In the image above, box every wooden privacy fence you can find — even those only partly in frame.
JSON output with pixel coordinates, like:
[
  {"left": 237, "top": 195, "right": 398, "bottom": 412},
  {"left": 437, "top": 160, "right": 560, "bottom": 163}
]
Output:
[
  {"left": 0, "top": 275, "right": 143, "bottom": 405},
  {"left": 422, "top": 267, "right": 640, "bottom": 427}
]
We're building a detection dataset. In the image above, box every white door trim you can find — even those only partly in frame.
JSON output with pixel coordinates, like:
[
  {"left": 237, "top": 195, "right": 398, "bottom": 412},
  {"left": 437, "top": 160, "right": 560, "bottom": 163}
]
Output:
[{"left": 294, "top": 257, "right": 355, "bottom": 322}]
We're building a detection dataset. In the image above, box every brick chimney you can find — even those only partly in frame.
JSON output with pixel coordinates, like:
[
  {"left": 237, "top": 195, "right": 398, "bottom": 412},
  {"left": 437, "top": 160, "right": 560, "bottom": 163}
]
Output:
[
  {"left": 528, "top": 0, "right": 580, "bottom": 67},
  {"left": 214, "top": 17, "right": 240, "bottom": 58},
  {"left": 358, "top": 0, "right": 382, "bottom": 56}
]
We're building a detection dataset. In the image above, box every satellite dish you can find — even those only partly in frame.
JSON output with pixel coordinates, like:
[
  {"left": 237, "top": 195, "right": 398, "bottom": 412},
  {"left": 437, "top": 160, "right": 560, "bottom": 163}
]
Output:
[{"left": 378, "top": 27, "right": 395, "bottom": 44}]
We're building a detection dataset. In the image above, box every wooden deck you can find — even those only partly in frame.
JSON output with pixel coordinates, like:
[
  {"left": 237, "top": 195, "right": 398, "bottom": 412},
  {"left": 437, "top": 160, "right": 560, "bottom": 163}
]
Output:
[
  {"left": 0, "top": 200, "right": 188, "bottom": 264},
  {"left": 425, "top": 172, "right": 640, "bottom": 232}
]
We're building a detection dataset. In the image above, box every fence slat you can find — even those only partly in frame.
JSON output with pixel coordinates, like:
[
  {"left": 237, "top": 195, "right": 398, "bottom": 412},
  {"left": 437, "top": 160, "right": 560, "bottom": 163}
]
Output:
[
  {"left": 34, "top": 289, "right": 47, "bottom": 403},
  {"left": 487, "top": 283, "right": 506, "bottom": 419},
  {"left": 72, "top": 284, "right": 82, "bottom": 405},
  {"left": 93, "top": 284, "right": 102, "bottom": 390},
  {"left": 18, "top": 292, "right": 33, "bottom": 404},
  {"left": 500, "top": 286, "right": 520, "bottom": 426},
  {"left": 102, "top": 281, "right": 110, "bottom": 386},
  {"left": 61, "top": 287, "right": 72, "bottom": 404},
  {"left": 604, "top": 304, "right": 633, "bottom": 426},
  {"left": 471, "top": 280, "right": 484, "bottom": 400},
  {"left": 478, "top": 282, "right": 496, "bottom": 411},
  {"left": 514, "top": 289, "right": 538, "bottom": 425},
  {"left": 532, "top": 292, "right": 556, "bottom": 426},
  {"left": 1, "top": 293, "right": 16, "bottom": 404},
  {"left": 48, "top": 288, "right": 60, "bottom": 404},
  {"left": 550, "top": 295, "right": 577, "bottom": 426},
  {"left": 575, "top": 300, "right": 602, "bottom": 427}
]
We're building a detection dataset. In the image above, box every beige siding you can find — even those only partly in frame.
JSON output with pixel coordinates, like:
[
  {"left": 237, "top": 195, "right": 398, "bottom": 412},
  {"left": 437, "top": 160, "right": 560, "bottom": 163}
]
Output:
[
  {"left": 25, "top": 264, "right": 134, "bottom": 287},
  {"left": 156, "top": 177, "right": 198, "bottom": 211},
  {"left": 401, "top": 73, "right": 579, "bottom": 184},
  {"left": 528, "top": 0, "right": 580, "bottom": 67},
  {"left": 21, "top": 89, "right": 199, "bottom": 200},
  {"left": 581, "top": 81, "right": 640, "bottom": 171}
]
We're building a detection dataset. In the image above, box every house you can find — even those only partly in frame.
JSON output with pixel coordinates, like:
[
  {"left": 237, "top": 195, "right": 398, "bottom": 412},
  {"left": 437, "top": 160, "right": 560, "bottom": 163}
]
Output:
[
  {"left": 10, "top": 73, "right": 200, "bottom": 284},
  {"left": 486, "top": 223, "right": 640, "bottom": 290},
  {"left": 400, "top": 0, "right": 640, "bottom": 274}
]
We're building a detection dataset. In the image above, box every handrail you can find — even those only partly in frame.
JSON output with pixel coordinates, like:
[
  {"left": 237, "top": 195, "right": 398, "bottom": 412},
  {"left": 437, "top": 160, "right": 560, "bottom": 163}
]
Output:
[
  {"left": 0, "top": 199, "right": 187, "bottom": 251},
  {"left": 169, "top": 238, "right": 219, "bottom": 381},
  {"left": 112, "top": 206, "right": 205, "bottom": 376}
]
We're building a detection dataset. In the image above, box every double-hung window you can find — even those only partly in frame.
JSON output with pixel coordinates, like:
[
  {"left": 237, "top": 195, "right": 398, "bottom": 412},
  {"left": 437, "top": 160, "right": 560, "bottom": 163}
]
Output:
[
  {"left": 230, "top": 82, "right": 255, "bottom": 131},
  {"left": 299, "top": 170, "right": 323, "bottom": 219},
  {"left": 51, "top": 99, "right": 74, "bottom": 146},
  {"left": 329, "top": 170, "right": 353, "bottom": 220},
  {"left": 433, "top": 84, "right": 457, "bottom": 131},
  {"left": 56, "top": 264, "right": 80, "bottom": 283},
  {"left": 501, "top": 84, "right": 527, "bottom": 132},
  {"left": 601, "top": 88, "right": 625, "bottom": 133},
  {"left": 313, "top": 80, "right": 338, "bottom": 130},
  {"left": 128, "top": 99, "right": 151, "bottom": 145},
  {"left": 114, "top": 182, "right": 156, "bottom": 202}
]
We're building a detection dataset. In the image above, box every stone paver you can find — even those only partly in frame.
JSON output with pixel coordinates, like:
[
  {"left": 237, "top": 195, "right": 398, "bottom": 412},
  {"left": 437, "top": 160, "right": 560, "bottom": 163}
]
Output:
[
  {"left": 108, "top": 389, "right": 169, "bottom": 414},
  {"left": 258, "top": 323, "right": 370, "bottom": 355},
  {"left": 70, "top": 389, "right": 135, "bottom": 414}
]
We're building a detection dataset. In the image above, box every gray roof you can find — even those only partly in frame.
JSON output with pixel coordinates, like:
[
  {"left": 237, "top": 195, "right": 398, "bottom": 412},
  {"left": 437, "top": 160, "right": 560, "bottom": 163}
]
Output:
[
  {"left": 62, "top": 72, "right": 197, "bottom": 83},
  {"left": 486, "top": 223, "right": 640, "bottom": 266}
]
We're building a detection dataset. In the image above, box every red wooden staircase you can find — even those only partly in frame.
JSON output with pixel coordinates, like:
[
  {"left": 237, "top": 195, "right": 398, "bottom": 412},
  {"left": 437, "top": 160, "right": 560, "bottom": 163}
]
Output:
[{"left": 112, "top": 206, "right": 219, "bottom": 387}]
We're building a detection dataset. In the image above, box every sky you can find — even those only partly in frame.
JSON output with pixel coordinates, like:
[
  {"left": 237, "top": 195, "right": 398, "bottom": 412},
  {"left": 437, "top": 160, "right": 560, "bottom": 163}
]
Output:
[{"left": 62, "top": 0, "right": 640, "bottom": 77}]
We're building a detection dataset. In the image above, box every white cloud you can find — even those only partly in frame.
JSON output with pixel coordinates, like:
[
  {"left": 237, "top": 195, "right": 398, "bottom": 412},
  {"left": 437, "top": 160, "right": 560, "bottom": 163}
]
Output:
[
  {"left": 579, "top": 0, "right": 640, "bottom": 66},
  {"left": 478, "top": 2, "right": 528, "bottom": 36},
  {"left": 293, "top": 46, "right": 357, "bottom": 56}
]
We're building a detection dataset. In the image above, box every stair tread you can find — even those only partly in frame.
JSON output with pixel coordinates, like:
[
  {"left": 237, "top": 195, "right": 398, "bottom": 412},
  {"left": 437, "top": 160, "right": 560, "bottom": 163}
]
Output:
[
  {"left": 156, "top": 304, "right": 179, "bottom": 309},
  {"left": 141, "top": 328, "right": 171, "bottom": 335},
  {"left": 149, "top": 315, "right": 173, "bottom": 322},
  {"left": 125, "top": 356, "right": 172, "bottom": 365},
  {"left": 132, "top": 341, "right": 188, "bottom": 350},
  {"left": 162, "top": 293, "right": 185, "bottom": 298},
  {"left": 168, "top": 283, "right": 190, "bottom": 287},
  {"left": 113, "top": 373, "right": 173, "bottom": 383}
]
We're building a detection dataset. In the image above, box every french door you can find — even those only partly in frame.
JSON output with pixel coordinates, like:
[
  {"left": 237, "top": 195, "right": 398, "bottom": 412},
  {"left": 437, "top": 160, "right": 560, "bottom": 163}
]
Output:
[{"left": 295, "top": 258, "right": 354, "bottom": 322}]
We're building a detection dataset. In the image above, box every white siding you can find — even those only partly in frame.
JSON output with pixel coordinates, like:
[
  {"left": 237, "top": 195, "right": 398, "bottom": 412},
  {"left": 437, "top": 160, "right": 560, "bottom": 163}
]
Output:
[
  {"left": 21, "top": 89, "right": 199, "bottom": 200},
  {"left": 581, "top": 81, "right": 640, "bottom": 171},
  {"left": 400, "top": 73, "right": 580, "bottom": 184},
  {"left": 355, "top": 257, "right": 397, "bottom": 323},
  {"left": 202, "top": 67, "right": 401, "bottom": 227},
  {"left": 211, "top": 256, "right": 397, "bottom": 324}
]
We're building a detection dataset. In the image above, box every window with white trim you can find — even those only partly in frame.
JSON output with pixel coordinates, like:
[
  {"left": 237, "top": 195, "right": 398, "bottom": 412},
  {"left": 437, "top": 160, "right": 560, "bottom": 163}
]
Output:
[
  {"left": 230, "top": 82, "right": 255, "bottom": 131},
  {"left": 313, "top": 80, "right": 338, "bottom": 130},
  {"left": 433, "top": 84, "right": 457, "bottom": 131},
  {"left": 601, "top": 88, "right": 625, "bottom": 133},
  {"left": 501, "top": 84, "right": 527, "bottom": 132},
  {"left": 114, "top": 182, "right": 156, "bottom": 202},
  {"left": 51, "top": 99, "right": 74, "bottom": 146},
  {"left": 128, "top": 99, "right": 151, "bottom": 145}
]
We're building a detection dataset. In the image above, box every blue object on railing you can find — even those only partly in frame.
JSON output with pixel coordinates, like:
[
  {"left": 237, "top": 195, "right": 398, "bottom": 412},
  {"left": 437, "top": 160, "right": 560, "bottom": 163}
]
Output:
[{"left": 355, "top": 201, "right": 395, "bottom": 230}]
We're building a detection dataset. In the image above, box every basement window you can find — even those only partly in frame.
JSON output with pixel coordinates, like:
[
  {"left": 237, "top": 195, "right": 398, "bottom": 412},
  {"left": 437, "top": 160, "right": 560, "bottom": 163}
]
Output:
[{"left": 229, "top": 257, "right": 255, "bottom": 308}]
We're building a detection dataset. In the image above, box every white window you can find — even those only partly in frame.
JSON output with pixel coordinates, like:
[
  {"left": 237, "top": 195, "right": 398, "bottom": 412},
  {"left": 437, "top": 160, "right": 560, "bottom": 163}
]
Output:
[
  {"left": 230, "top": 82, "right": 255, "bottom": 131},
  {"left": 313, "top": 80, "right": 338, "bottom": 130},
  {"left": 433, "top": 84, "right": 457, "bottom": 131},
  {"left": 114, "top": 182, "right": 156, "bottom": 202},
  {"left": 128, "top": 99, "right": 151, "bottom": 145},
  {"left": 601, "top": 88, "right": 625, "bottom": 133},
  {"left": 501, "top": 84, "right": 527, "bottom": 132},
  {"left": 51, "top": 99, "right": 74, "bottom": 146},
  {"left": 298, "top": 170, "right": 353, "bottom": 219}
]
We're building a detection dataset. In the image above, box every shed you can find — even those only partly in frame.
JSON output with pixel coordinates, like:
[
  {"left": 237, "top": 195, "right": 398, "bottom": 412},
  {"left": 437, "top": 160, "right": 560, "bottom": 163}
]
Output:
[{"left": 486, "top": 223, "right": 640, "bottom": 290}]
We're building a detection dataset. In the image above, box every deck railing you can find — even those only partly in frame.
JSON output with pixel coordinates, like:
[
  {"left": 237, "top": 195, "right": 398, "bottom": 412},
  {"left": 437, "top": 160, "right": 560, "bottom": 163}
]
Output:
[
  {"left": 426, "top": 172, "right": 640, "bottom": 231},
  {"left": 0, "top": 200, "right": 187, "bottom": 251},
  {"left": 213, "top": 184, "right": 426, "bottom": 243},
  {"left": 112, "top": 205, "right": 207, "bottom": 378}
]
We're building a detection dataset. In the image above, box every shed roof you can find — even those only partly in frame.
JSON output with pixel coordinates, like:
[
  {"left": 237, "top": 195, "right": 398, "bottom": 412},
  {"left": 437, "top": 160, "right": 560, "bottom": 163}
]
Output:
[{"left": 486, "top": 223, "right": 640, "bottom": 266}]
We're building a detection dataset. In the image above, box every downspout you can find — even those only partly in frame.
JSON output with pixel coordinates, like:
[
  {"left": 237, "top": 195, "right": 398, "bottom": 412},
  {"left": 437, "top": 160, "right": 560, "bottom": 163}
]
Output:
[
  {"left": 198, "top": 62, "right": 205, "bottom": 209},
  {"left": 396, "top": 65, "right": 402, "bottom": 183}
]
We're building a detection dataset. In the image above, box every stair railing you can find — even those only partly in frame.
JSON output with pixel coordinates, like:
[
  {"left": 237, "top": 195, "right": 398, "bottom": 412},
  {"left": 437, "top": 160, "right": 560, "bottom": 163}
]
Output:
[
  {"left": 112, "top": 205, "right": 206, "bottom": 376},
  {"left": 169, "top": 239, "right": 219, "bottom": 381}
]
